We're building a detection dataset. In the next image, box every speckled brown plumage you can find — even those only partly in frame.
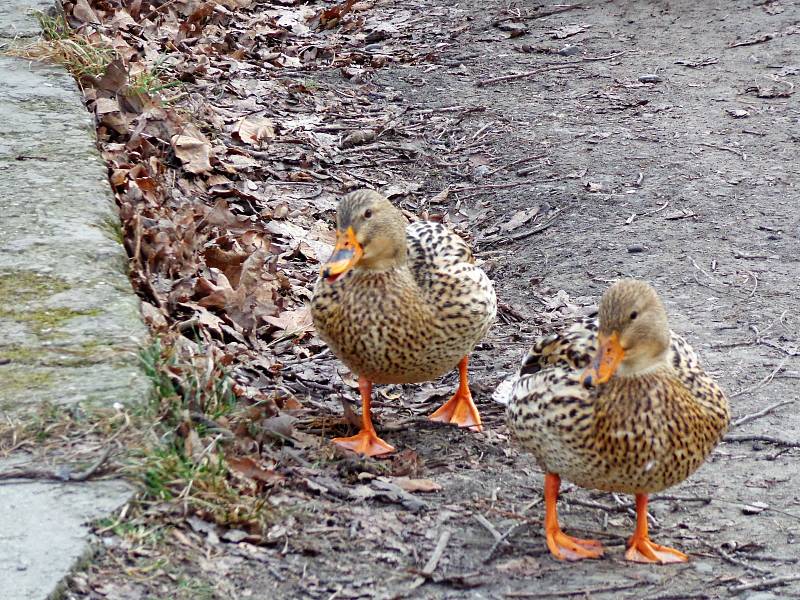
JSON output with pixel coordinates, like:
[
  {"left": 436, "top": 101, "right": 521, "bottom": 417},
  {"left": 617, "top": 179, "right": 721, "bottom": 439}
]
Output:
[
  {"left": 312, "top": 191, "right": 495, "bottom": 384},
  {"left": 311, "top": 190, "right": 496, "bottom": 454},
  {"left": 506, "top": 279, "right": 730, "bottom": 562}
]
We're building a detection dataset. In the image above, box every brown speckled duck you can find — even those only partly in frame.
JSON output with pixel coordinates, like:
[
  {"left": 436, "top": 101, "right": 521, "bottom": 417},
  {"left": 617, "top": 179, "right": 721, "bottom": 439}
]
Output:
[
  {"left": 311, "top": 189, "right": 497, "bottom": 457},
  {"left": 507, "top": 279, "right": 729, "bottom": 563}
]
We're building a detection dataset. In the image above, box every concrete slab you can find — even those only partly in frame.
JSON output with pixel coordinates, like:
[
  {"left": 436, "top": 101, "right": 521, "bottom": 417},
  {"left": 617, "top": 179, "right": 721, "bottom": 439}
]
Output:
[
  {"left": 0, "top": 0, "right": 53, "bottom": 40},
  {"left": 0, "top": 480, "right": 132, "bottom": 600},
  {"left": 0, "top": 53, "right": 150, "bottom": 411},
  {"left": 0, "top": 3, "right": 151, "bottom": 599}
]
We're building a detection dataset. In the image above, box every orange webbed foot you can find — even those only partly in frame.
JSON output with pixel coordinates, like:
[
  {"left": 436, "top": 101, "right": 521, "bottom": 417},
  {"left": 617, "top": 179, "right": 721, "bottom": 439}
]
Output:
[
  {"left": 543, "top": 473, "right": 603, "bottom": 561},
  {"left": 547, "top": 528, "right": 605, "bottom": 561},
  {"left": 625, "top": 536, "right": 688, "bottom": 564},
  {"left": 333, "top": 376, "right": 395, "bottom": 457},
  {"left": 625, "top": 493, "right": 688, "bottom": 564},
  {"left": 428, "top": 388, "right": 482, "bottom": 431},
  {"left": 333, "top": 430, "right": 395, "bottom": 457},
  {"left": 428, "top": 357, "right": 483, "bottom": 432}
]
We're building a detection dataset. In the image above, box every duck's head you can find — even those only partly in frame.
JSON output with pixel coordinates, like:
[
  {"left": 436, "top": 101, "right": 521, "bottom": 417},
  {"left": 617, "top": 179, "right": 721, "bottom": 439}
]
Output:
[
  {"left": 320, "top": 190, "right": 409, "bottom": 282},
  {"left": 583, "top": 279, "right": 671, "bottom": 386}
]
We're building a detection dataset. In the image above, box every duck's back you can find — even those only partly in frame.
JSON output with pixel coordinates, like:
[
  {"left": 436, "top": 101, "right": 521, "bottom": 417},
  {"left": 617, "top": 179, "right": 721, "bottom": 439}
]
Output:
[{"left": 507, "top": 321, "right": 729, "bottom": 495}]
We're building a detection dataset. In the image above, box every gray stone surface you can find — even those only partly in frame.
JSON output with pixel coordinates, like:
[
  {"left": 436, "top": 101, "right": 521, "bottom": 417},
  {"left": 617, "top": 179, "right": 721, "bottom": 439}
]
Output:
[
  {"left": 0, "top": 4, "right": 150, "bottom": 598},
  {"left": 0, "top": 480, "right": 132, "bottom": 600},
  {"left": 0, "top": 46, "right": 150, "bottom": 412},
  {"left": 0, "top": 0, "right": 53, "bottom": 39}
]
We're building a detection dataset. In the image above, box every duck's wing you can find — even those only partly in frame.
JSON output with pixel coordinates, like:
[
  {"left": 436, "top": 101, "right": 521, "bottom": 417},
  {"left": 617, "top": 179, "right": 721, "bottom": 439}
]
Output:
[
  {"left": 517, "top": 316, "right": 598, "bottom": 376},
  {"left": 507, "top": 317, "right": 597, "bottom": 413},
  {"left": 405, "top": 220, "right": 495, "bottom": 318},
  {"left": 407, "top": 221, "right": 473, "bottom": 275},
  {"left": 668, "top": 332, "right": 731, "bottom": 429}
]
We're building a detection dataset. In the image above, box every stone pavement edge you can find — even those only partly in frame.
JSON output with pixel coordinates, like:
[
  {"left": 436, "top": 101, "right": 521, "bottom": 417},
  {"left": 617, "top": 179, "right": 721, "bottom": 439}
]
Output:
[{"left": 0, "top": 2, "right": 152, "bottom": 598}]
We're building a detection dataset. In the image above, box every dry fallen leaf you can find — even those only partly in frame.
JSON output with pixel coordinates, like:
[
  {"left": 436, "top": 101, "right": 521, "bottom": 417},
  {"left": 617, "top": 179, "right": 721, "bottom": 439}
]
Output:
[
  {"left": 392, "top": 477, "right": 442, "bottom": 493},
  {"left": 499, "top": 206, "right": 540, "bottom": 232},
  {"left": 551, "top": 24, "right": 590, "bottom": 39},
  {"left": 236, "top": 115, "right": 276, "bottom": 147},
  {"left": 263, "top": 306, "right": 314, "bottom": 336},
  {"left": 228, "top": 456, "right": 284, "bottom": 484},
  {"left": 496, "top": 556, "right": 540, "bottom": 575},
  {"left": 72, "top": 0, "right": 100, "bottom": 24},
  {"left": 172, "top": 126, "right": 213, "bottom": 174}
]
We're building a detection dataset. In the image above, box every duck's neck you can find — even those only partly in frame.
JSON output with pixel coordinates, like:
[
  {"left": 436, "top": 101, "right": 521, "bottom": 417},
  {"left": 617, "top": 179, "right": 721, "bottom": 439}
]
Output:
[
  {"left": 616, "top": 350, "right": 670, "bottom": 378},
  {"left": 357, "top": 239, "right": 408, "bottom": 273}
]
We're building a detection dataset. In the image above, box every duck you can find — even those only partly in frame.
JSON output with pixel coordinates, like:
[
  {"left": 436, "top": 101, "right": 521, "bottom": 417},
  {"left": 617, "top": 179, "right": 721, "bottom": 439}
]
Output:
[
  {"left": 506, "top": 279, "right": 729, "bottom": 563},
  {"left": 311, "top": 189, "right": 497, "bottom": 457}
]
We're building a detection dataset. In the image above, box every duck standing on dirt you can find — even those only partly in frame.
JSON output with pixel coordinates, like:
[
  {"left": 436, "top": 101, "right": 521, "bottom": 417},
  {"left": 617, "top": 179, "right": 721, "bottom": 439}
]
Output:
[
  {"left": 506, "top": 279, "right": 730, "bottom": 563},
  {"left": 311, "top": 189, "right": 497, "bottom": 457}
]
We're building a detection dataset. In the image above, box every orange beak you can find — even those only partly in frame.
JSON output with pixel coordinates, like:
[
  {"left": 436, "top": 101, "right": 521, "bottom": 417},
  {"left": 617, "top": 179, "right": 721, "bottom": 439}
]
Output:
[
  {"left": 321, "top": 227, "right": 362, "bottom": 282},
  {"left": 582, "top": 332, "right": 625, "bottom": 387}
]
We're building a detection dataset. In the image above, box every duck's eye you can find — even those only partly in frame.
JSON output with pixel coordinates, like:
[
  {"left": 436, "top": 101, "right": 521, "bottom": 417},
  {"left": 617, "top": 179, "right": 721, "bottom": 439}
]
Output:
[
  {"left": 363, "top": 209, "right": 373, "bottom": 219},
  {"left": 630, "top": 311, "right": 638, "bottom": 320}
]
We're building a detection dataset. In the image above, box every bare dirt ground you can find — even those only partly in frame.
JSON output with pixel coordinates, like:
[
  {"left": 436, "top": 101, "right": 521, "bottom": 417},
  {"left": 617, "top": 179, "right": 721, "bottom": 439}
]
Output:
[{"left": 61, "top": 1, "right": 800, "bottom": 598}]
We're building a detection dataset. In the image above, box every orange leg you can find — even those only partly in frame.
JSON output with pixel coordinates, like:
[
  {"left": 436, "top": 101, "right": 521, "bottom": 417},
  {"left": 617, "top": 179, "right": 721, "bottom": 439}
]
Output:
[
  {"left": 544, "top": 473, "right": 604, "bottom": 561},
  {"left": 428, "top": 357, "right": 483, "bottom": 432},
  {"left": 625, "top": 494, "right": 688, "bottom": 564},
  {"left": 332, "top": 376, "right": 395, "bottom": 457}
]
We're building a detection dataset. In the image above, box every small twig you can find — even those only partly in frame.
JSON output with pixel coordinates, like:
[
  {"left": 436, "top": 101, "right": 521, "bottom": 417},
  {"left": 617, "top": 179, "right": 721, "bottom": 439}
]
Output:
[
  {"left": 493, "top": 4, "right": 583, "bottom": 24},
  {"left": 476, "top": 209, "right": 562, "bottom": 249},
  {"left": 505, "top": 582, "right": 643, "bottom": 598},
  {"left": 729, "top": 574, "right": 800, "bottom": 593},
  {"left": 581, "top": 50, "right": 629, "bottom": 62},
  {"left": 731, "top": 398, "right": 794, "bottom": 425},
  {"left": 757, "top": 338, "right": 800, "bottom": 357},
  {"left": 689, "top": 256, "right": 715, "bottom": 280},
  {"left": 422, "top": 529, "right": 451, "bottom": 576},
  {"left": 70, "top": 446, "right": 114, "bottom": 481},
  {"left": 474, "top": 513, "right": 503, "bottom": 542},
  {"left": 652, "top": 494, "right": 712, "bottom": 504},
  {"left": 699, "top": 142, "right": 746, "bottom": 159},
  {"left": 477, "top": 63, "right": 582, "bottom": 88},
  {"left": 190, "top": 412, "right": 236, "bottom": 439},
  {"left": 453, "top": 181, "right": 534, "bottom": 193},
  {"left": 471, "top": 122, "right": 493, "bottom": 141},
  {"left": 723, "top": 434, "right": 800, "bottom": 448},
  {"left": 141, "top": 0, "right": 181, "bottom": 21},
  {"left": 411, "top": 105, "right": 486, "bottom": 115},
  {"left": 484, "top": 498, "right": 542, "bottom": 562},
  {"left": 703, "top": 541, "right": 769, "bottom": 574},
  {"left": 486, "top": 153, "right": 548, "bottom": 177},
  {"left": 568, "top": 498, "right": 629, "bottom": 514},
  {"left": 728, "top": 34, "right": 774, "bottom": 49}
]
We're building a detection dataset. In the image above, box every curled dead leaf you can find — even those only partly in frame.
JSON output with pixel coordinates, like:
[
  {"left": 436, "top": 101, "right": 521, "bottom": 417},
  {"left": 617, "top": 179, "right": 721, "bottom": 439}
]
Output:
[
  {"left": 236, "top": 115, "right": 276, "bottom": 147},
  {"left": 391, "top": 477, "right": 442, "bottom": 493},
  {"left": 172, "top": 126, "right": 213, "bottom": 174},
  {"left": 228, "top": 456, "right": 284, "bottom": 484}
]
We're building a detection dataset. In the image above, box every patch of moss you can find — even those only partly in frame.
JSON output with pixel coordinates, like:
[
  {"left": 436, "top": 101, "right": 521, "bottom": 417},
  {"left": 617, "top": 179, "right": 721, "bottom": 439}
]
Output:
[
  {"left": 0, "top": 365, "right": 56, "bottom": 394},
  {"left": 0, "top": 340, "right": 120, "bottom": 367},
  {"left": 0, "top": 271, "right": 69, "bottom": 304},
  {"left": 0, "top": 306, "right": 103, "bottom": 336},
  {"left": 98, "top": 213, "right": 125, "bottom": 245}
]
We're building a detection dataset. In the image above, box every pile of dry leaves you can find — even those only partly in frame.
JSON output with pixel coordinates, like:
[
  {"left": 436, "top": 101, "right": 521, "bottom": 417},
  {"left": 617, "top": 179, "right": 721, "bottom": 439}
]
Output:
[{"left": 42, "top": 0, "right": 464, "bottom": 538}]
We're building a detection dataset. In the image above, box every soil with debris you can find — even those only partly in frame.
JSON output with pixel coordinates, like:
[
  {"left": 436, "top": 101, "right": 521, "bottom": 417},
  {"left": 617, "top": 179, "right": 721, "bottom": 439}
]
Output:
[{"left": 60, "top": 1, "right": 800, "bottom": 599}]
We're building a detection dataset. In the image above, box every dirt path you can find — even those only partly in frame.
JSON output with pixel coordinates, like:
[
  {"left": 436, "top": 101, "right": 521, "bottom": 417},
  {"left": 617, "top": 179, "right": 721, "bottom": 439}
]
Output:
[
  {"left": 239, "top": 2, "right": 800, "bottom": 598},
  {"left": 61, "top": 1, "right": 800, "bottom": 598}
]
